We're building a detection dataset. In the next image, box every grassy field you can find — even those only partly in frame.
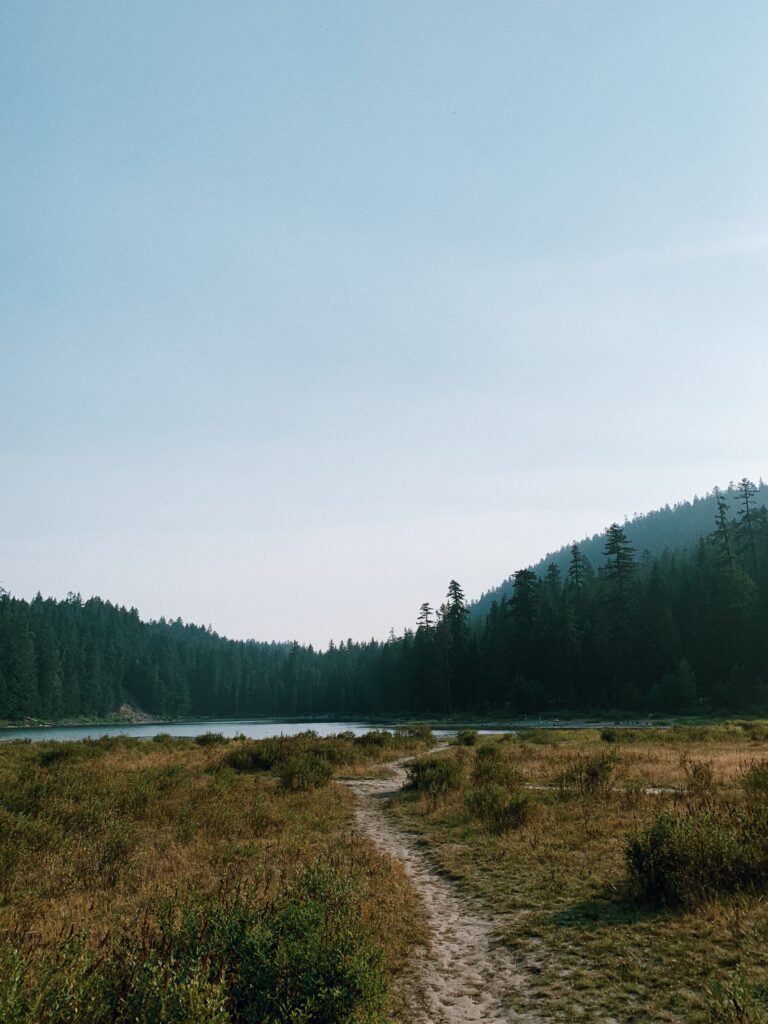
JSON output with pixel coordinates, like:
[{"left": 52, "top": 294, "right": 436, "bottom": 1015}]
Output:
[
  {"left": 6, "top": 722, "right": 768, "bottom": 1023},
  {"left": 391, "top": 723, "right": 768, "bottom": 1023},
  {"left": 0, "top": 728, "right": 433, "bottom": 1024}
]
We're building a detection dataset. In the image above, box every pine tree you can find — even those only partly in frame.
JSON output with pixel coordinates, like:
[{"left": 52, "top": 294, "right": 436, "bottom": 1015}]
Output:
[
  {"left": 602, "top": 523, "right": 636, "bottom": 599},
  {"left": 713, "top": 489, "right": 733, "bottom": 565},
  {"left": 567, "top": 543, "right": 586, "bottom": 589},
  {"left": 416, "top": 603, "right": 433, "bottom": 631},
  {"left": 735, "top": 477, "right": 759, "bottom": 575}
]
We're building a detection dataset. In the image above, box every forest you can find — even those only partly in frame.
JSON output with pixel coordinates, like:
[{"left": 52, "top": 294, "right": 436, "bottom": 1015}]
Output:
[
  {"left": 1, "top": 480, "right": 767, "bottom": 721},
  {"left": 472, "top": 479, "right": 768, "bottom": 618}
]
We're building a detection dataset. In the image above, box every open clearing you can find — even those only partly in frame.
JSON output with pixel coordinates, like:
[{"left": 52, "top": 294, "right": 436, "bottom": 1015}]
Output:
[{"left": 370, "top": 727, "right": 768, "bottom": 1023}]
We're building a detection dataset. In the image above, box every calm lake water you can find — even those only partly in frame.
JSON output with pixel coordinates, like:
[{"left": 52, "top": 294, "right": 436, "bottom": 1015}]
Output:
[
  {"left": 0, "top": 719, "right": 466, "bottom": 743},
  {"left": 0, "top": 717, "right": 656, "bottom": 744}
]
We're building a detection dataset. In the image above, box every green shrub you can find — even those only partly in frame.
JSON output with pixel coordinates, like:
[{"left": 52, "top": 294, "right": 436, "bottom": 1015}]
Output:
[
  {"left": 314, "top": 737, "right": 360, "bottom": 766},
  {"left": 220, "top": 734, "right": 365, "bottom": 776},
  {"left": 405, "top": 753, "right": 465, "bottom": 808},
  {"left": 626, "top": 805, "right": 768, "bottom": 906},
  {"left": 278, "top": 752, "right": 335, "bottom": 791},
  {"left": 220, "top": 741, "right": 278, "bottom": 773},
  {"left": 466, "top": 783, "right": 531, "bottom": 833},
  {"left": 355, "top": 730, "right": 394, "bottom": 749},
  {"left": 600, "top": 728, "right": 641, "bottom": 744},
  {"left": 455, "top": 729, "right": 479, "bottom": 746},
  {"left": 194, "top": 732, "right": 228, "bottom": 747},
  {"left": 395, "top": 723, "right": 435, "bottom": 743}
]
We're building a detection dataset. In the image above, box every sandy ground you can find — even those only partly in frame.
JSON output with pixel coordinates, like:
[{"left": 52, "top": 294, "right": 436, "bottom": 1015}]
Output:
[{"left": 343, "top": 756, "right": 546, "bottom": 1023}]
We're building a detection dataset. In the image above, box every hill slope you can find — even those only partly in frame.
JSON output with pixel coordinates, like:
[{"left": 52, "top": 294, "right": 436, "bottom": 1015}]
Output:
[{"left": 472, "top": 480, "right": 768, "bottom": 619}]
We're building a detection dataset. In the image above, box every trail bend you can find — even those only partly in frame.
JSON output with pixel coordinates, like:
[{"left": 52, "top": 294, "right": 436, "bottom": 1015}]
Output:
[{"left": 342, "top": 756, "right": 546, "bottom": 1024}]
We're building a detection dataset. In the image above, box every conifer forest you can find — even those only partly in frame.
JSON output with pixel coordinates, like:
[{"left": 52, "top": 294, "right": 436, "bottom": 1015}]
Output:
[{"left": 2, "top": 480, "right": 767, "bottom": 721}]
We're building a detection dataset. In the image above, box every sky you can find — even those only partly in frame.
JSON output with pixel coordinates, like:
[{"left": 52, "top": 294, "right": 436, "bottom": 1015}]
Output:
[{"left": 2, "top": 1, "right": 767, "bottom": 647}]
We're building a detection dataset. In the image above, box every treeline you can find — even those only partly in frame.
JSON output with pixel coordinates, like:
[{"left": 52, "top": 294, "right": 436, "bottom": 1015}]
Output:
[
  {"left": 473, "top": 479, "right": 768, "bottom": 619},
  {"left": 1, "top": 480, "right": 767, "bottom": 721}
]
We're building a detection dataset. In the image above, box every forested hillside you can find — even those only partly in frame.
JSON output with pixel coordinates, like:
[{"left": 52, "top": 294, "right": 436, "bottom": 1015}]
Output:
[
  {"left": 2, "top": 479, "right": 767, "bottom": 721},
  {"left": 473, "top": 480, "right": 768, "bottom": 619}
]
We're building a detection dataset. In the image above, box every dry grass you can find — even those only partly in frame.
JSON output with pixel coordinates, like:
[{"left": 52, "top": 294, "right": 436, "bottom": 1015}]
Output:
[
  {"left": 390, "top": 726, "right": 768, "bottom": 1022},
  {"left": 0, "top": 731, "right": 431, "bottom": 1022}
]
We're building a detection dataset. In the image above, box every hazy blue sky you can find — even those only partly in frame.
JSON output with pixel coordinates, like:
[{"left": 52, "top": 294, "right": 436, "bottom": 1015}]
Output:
[{"left": 2, "top": 1, "right": 767, "bottom": 646}]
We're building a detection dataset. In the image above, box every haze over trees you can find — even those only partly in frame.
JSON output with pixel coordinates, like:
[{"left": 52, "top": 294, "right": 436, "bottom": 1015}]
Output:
[
  {"left": 473, "top": 480, "right": 768, "bottom": 618},
  {"left": 1, "top": 481, "right": 767, "bottom": 721}
]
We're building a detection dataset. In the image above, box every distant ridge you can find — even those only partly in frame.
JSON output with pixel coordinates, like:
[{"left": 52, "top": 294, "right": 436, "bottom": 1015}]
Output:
[{"left": 472, "top": 479, "right": 768, "bottom": 619}]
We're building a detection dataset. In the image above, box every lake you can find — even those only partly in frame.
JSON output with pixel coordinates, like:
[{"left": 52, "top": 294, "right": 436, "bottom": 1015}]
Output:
[
  {"left": 0, "top": 719, "right": 467, "bottom": 743},
  {"left": 0, "top": 717, "right": 657, "bottom": 743}
]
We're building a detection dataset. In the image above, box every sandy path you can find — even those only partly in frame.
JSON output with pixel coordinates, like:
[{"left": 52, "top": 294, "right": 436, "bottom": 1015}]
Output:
[{"left": 342, "top": 756, "right": 540, "bottom": 1023}]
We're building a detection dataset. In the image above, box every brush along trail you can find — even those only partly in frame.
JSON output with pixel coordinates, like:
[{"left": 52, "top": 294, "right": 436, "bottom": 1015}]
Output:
[{"left": 342, "top": 753, "right": 545, "bottom": 1024}]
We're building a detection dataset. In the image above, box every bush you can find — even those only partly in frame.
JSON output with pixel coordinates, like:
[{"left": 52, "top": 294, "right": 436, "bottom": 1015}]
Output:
[
  {"left": 194, "top": 732, "right": 228, "bottom": 747},
  {"left": 555, "top": 751, "right": 618, "bottom": 800},
  {"left": 219, "top": 732, "right": 398, "bottom": 777},
  {"left": 405, "top": 754, "right": 465, "bottom": 808},
  {"left": 278, "top": 752, "right": 335, "bottom": 792},
  {"left": 220, "top": 741, "right": 279, "bottom": 773},
  {"left": 466, "top": 783, "right": 531, "bottom": 833},
  {"left": 626, "top": 805, "right": 768, "bottom": 906},
  {"left": 354, "top": 731, "right": 394, "bottom": 750},
  {"left": 313, "top": 737, "right": 360, "bottom": 766},
  {"left": 600, "top": 728, "right": 641, "bottom": 744},
  {"left": 455, "top": 729, "right": 479, "bottom": 746},
  {"left": 395, "top": 723, "right": 435, "bottom": 743}
]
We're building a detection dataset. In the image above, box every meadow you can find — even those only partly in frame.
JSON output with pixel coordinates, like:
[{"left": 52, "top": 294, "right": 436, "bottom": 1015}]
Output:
[
  {"left": 0, "top": 727, "right": 433, "bottom": 1024},
  {"left": 395, "top": 723, "right": 768, "bottom": 1022},
  {"left": 5, "top": 722, "right": 768, "bottom": 1022}
]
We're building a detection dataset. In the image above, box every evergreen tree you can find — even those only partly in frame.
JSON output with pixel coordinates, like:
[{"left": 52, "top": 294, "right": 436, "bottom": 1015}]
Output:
[
  {"left": 713, "top": 489, "right": 732, "bottom": 565},
  {"left": 736, "top": 477, "right": 759, "bottom": 575},
  {"left": 602, "top": 522, "right": 636, "bottom": 598}
]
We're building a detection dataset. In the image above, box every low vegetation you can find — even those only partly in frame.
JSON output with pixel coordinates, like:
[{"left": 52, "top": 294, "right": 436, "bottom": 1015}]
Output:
[
  {"left": 390, "top": 723, "right": 768, "bottom": 1022},
  {"left": 0, "top": 729, "right": 433, "bottom": 1024},
  {"left": 626, "top": 804, "right": 768, "bottom": 907},
  {"left": 8, "top": 721, "right": 768, "bottom": 1021}
]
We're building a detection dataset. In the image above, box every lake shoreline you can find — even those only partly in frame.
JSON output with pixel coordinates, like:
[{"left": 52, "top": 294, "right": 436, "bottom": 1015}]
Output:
[
  {"left": 0, "top": 710, "right": 729, "bottom": 745},
  {"left": 0, "top": 712, "right": 673, "bottom": 734}
]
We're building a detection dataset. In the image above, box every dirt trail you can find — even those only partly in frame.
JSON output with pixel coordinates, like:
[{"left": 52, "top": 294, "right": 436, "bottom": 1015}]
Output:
[{"left": 343, "top": 755, "right": 542, "bottom": 1023}]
